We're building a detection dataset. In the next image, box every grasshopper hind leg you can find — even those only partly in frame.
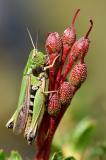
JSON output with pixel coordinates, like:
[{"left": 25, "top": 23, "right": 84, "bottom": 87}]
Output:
[
  {"left": 6, "top": 112, "right": 17, "bottom": 129},
  {"left": 24, "top": 85, "right": 38, "bottom": 144}
]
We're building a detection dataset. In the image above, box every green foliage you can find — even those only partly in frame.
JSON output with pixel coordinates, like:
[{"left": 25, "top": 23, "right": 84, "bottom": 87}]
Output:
[
  {"left": 52, "top": 118, "right": 99, "bottom": 160},
  {"left": 0, "top": 150, "right": 22, "bottom": 160},
  {"left": 51, "top": 152, "right": 76, "bottom": 160},
  {"left": 7, "top": 151, "right": 22, "bottom": 160},
  {"left": 51, "top": 152, "right": 63, "bottom": 160},
  {"left": 0, "top": 150, "right": 5, "bottom": 160},
  {"left": 70, "top": 118, "right": 96, "bottom": 151}
]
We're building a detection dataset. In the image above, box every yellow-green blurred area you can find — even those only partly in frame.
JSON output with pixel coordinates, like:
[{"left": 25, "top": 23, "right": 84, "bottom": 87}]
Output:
[{"left": 0, "top": 0, "right": 106, "bottom": 159}]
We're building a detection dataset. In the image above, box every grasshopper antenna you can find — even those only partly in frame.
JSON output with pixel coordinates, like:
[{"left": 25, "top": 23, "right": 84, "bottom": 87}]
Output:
[
  {"left": 35, "top": 31, "right": 39, "bottom": 49},
  {"left": 35, "top": 31, "right": 39, "bottom": 51},
  {"left": 27, "top": 27, "right": 35, "bottom": 49}
]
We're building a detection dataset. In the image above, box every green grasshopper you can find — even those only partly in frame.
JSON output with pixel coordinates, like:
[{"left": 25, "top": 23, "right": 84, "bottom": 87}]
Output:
[
  {"left": 6, "top": 29, "right": 47, "bottom": 135},
  {"left": 6, "top": 29, "right": 59, "bottom": 142}
]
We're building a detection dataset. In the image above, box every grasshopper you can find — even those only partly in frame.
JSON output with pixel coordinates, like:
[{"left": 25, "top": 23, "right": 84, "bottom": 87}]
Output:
[
  {"left": 6, "top": 29, "right": 47, "bottom": 134},
  {"left": 6, "top": 29, "right": 59, "bottom": 141}
]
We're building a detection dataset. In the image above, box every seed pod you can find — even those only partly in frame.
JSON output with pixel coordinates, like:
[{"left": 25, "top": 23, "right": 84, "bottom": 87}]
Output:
[
  {"left": 48, "top": 93, "right": 61, "bottom": 116},
  {"left": 45, "top": 32, "right": 62, "bottom": 54},
  {"left": 45, "top": 32, "right": 62, "bottom": 90},
  {"left": 70, "top": 62, "right": 87, "bottom": 87},
  {"left": 62, "top": 9, "right": 80, "bottom": 47},
  {"left": 71, "top": 19, "right": 93, "bottom": 61},
  {"left": 61, "top": 19, "right": 93, "bottom": 84},
  {"left": 70, "top": 37, "right": 89, "bottom": 62},
  {"left": 59, "top": 82, "right": 75, "bottom": 105}
]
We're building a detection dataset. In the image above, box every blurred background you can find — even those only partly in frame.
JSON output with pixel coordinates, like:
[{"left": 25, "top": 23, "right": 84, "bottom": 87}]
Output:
[{"left": 0, "top": 0, "right": 106, "bottom": 159}]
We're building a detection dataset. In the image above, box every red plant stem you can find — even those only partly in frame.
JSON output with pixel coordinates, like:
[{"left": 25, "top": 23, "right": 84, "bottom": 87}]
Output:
[
  {"left": 48, "top": 53, "right": 58, "bottom": 90},
  {"left": 36, "top": 112, "right": 50, "bottom": 150},
  {"left": 35, "top": 104, "right": 70, "bottom": 160},
  {"left": 54, "top": 45, "right": 70, "bottom": 89},
  {"left": 36, "top": 88, "right": 77, "bottom": 160},
  {"left": 60, "top": 55, "right": 74, "bottom": 85},
  {"left": 36, "top": 118, "right": 55, "bottom": 160}
]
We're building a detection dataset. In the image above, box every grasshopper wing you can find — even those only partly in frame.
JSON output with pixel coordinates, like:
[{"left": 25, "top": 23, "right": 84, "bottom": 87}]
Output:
[{"left": 13, "top": 75, "right": 31, "bottom": 135}]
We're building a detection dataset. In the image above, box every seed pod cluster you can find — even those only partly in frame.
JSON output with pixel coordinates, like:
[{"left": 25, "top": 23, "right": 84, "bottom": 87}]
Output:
[{"left": 46, "top": 10, "right": 93, "bottom": 117}]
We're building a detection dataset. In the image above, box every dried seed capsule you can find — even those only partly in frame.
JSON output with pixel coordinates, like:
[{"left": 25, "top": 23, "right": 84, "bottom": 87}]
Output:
[
  {"left": 45, "top": 32, "right": 62, "bottom": 54},
  {"left": 59, "top": 82, "right": 75, "bottom": 105},
  {"left": 48, "top": 93, "right": 61, "bottom": 116},
  {"left": 70, "top": 62, "right": 87, "bottom": 87}
]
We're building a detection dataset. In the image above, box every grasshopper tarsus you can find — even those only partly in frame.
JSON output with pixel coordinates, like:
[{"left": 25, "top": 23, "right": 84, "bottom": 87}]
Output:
[
  {"left": 6, "top": 121, "right": 14, "bottom": 129},
  {"left": 27, "top": 130, "right": 37, "bottom": 145}
]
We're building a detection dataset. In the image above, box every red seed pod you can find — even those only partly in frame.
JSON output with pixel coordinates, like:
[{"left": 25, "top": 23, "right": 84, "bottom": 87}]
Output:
[
  {"left": 62, "top": 9, "right": 80, "bottom": 47},
  {"left": 45, "top": 32, "right": 62, "bottom": 90},
  {"left": 59, "top": 82, "right": 75, "bottom": 105},
  {"left": 60, "top": 19, "right": 93, "bottom": 84},
  {"left": 45, "top": 32, "right": 62, "bottom": 54},
  {"left": 70, "top": 37, "right": 89, "bottom": 62},
  {"left": 70, "top": 62, "right": 87, "bottom": 87},
  {"left": 71, "top": 19, "right": 93, "bottom": 61},
  {"left": 48, "top": 93, "right": 61, "bottom": 116}
]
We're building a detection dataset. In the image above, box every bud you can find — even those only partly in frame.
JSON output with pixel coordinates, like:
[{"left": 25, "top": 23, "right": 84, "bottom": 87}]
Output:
[
  {"left": 62, "top": 9, "right": 80, "bottom": 47},
  {"left": 48, "top": 93, "right": 61, "bottom": 116},
  {"left": 70, "top": 62, "right": 87, "bottom": 87},
  {"left": 45, "top": 32, "right": 62, "bottom": 54},
  {"left": 59, "top": 82, "right": 75, "bottom": 105}
]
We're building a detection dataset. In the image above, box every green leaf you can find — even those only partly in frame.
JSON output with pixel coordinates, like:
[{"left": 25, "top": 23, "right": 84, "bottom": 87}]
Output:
[
  {"left": 8, "top": 151, "right": 22, "bottom": 160},
  {"left": 51, "top": 152, "right": 63, "bottom": 160},
  {"left": 51, "top": 152, "right": 76, "bottom": 160},
  {"left": 0, "top": 150, "right": 6, "bottom": 160},
  {"left": 71, "top": 118, "right": 95, "bottom": 151}
]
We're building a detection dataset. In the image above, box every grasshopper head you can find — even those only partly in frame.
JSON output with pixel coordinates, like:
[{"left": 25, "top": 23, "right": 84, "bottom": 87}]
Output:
[{"left": 31, "top": 49, "right": 46, "bottom": 67}]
